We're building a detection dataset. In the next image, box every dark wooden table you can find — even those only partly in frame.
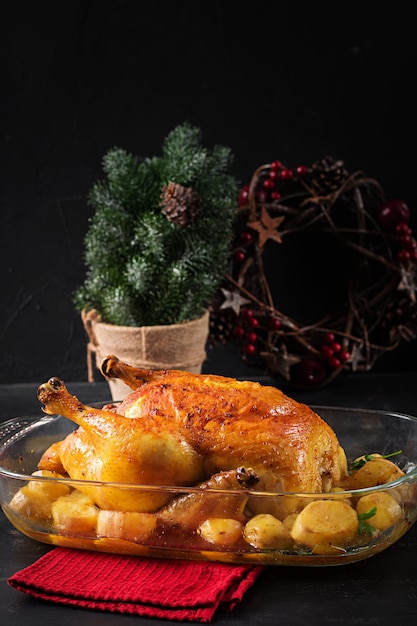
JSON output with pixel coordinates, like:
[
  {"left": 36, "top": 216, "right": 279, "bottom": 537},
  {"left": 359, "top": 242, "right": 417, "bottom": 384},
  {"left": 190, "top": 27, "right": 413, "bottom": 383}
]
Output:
[{"left": 1, "top": 371, "right": 417, "bottom": 625}]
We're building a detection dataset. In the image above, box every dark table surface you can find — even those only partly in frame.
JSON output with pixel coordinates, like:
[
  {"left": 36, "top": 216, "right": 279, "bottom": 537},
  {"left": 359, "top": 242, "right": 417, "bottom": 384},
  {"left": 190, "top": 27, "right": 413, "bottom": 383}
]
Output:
[{"left": 1, "top": 371, "right": 417, "bottom": 625}]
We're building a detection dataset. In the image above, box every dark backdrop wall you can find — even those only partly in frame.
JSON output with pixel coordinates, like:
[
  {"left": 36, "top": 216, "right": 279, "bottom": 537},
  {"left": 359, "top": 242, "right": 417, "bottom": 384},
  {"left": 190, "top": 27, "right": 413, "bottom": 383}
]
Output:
[{"left": 1, "top": 1, "right": 416, "bottom": 384}]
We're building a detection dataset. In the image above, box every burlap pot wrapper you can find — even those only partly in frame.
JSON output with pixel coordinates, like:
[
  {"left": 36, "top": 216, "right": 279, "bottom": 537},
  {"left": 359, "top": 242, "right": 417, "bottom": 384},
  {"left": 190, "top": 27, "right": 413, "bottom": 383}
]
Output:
[{"left": 82, "top": 309, "right": 209, "bottom": 383}]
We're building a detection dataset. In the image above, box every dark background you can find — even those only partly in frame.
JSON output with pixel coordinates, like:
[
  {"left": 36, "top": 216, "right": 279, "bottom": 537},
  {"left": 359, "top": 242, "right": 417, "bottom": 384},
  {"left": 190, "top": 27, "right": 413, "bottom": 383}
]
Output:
[{"left": 1, "top": 1, "right": 416, "bottom": 385}]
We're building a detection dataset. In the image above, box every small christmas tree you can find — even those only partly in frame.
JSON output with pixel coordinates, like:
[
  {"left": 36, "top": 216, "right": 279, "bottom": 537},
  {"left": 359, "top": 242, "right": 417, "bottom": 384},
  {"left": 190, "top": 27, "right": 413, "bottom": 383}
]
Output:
[{"left": 74, "top": 123, "right": 239, "bottom": 327}]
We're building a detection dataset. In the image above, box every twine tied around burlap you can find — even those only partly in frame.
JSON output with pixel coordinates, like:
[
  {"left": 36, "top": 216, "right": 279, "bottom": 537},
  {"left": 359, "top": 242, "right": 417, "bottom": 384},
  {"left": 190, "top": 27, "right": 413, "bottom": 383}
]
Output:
[{"left": 81, "top": 309, "right": 210, "bottom": 383}]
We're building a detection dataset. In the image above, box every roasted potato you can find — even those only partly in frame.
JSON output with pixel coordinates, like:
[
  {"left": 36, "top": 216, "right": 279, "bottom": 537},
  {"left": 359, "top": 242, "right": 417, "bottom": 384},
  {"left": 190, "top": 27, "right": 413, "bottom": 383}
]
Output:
[{"left": 290, "top": 500, "right": 358, "bottom": 550}]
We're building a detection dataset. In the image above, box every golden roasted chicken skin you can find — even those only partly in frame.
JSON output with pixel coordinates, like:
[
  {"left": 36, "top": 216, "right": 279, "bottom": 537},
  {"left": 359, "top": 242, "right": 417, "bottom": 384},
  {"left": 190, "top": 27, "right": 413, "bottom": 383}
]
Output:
[{"left": 37, "top": 356, "right": 347, "bottom": 514}]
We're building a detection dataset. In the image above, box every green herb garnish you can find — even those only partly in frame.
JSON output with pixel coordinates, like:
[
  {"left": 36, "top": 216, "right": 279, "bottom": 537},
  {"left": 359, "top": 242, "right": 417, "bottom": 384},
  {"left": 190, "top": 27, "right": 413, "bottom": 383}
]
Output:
[
  {"left": 350, "top": 450, "right": 402, "bottom": 472},
  {"left": 357, "top": 507, "right": 377, "bottom": 535}
]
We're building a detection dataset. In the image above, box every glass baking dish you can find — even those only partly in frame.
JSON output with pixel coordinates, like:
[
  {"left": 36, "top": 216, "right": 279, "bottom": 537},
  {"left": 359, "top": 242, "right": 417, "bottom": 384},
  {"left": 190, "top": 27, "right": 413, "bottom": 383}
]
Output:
[{"left": 1, "top": 405, "right": 417, "bottom": 566}]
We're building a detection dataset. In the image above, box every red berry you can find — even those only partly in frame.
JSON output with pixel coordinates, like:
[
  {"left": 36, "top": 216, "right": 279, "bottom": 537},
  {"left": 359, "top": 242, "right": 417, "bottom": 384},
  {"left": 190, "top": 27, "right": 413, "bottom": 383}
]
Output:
[
  {"left": 330, "top": 342, "right": 342, "bottom": 353},
  {"left": 396, "top": 222, "right": 412, "bottom": 236},
  {"left": 296, "top": 164, "right": 308, "bottom": 176},
  {"left": 292, "top": 358, "right": 327, "bottom": 387},
  {"left": 399, "top": 236, "right": 417, "bottom": 254},
  {"left": 399, "top": 234, "right": 412, "bottom": 247},
  {"left": 320, "top": 345, "right": 334, "bottom": 359},
  {"left": 238, "top": 185, "right": 249, "bottom": 207},
  {"left": 247, "top": 331, "right": 257, "bottom": 343},
  {"left": 239, "top": 231, "right": 252, "bottom": 245},
  {"left": 234, "top": 250, "right": 245, "bottom": 263},
  {"left": 323, "top": 332, "right": 335, "bottom": 344},
  {"left": 339, "top": 350, "right": 350, "bottom": 363},
  {"left": 248, "top": 316, "right": 259, "bottom": 328},
  {"left": 377, "top": 199, "right": 411, "bottom": 232},
  {"left": 242, "top": 309, "right": 253, "bottom": 319},
  {"left": 271, "top": 160, "right": 283, "bottom": 171},
  {"left": 279, "top": 168, "right": 294, "bottom": 181},
  {"left": 271, "top": 191, "right": 282, "bottom": 200},
  {"left": 398, "top": 249, "right": 411, "bottom": 264},
  {"left": 244, "top": 343, "right": 256, "bottom": 355},
  {"left": 328, "top": 356, "right": 341, "bottom": 370},
  {"left": 263, "top": 178, "right": 274, "bottom": 189},
  {"left": 269, "top": 317, "right": 282, "bottom": 331},
  {"left": 233, "top": 326, "right": 245, "bottom": 338}
]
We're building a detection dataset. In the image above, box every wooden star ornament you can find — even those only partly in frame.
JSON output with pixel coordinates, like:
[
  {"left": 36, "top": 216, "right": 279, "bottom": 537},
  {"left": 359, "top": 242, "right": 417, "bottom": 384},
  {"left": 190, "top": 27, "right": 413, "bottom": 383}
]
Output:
[
  {"left": 349, "top": 343, "right": 367, "bottom": 372},
  {"left": 397, "top": 267, "right": 417, "bottom": 303},
  {"left": 261, "top": 345, "right": 301, "bottom": 381},
  {"left": 219, "top": 288, "right": 251, "bottom": 315},
  {"left": 247, "top": 207, "right": 285, "bottom": 248}
]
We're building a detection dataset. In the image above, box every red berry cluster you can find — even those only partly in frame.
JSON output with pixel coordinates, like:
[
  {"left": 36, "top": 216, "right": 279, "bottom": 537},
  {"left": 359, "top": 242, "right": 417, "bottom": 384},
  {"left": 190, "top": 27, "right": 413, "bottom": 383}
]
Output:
[
  {"left": 238, "top": 161, "right": 308, "bottom": 208},
  {"left": 319, "top": 332, "right": 350, "bottom": 370},
  {"left": 233, "top": 310, "right": 282, "bottom": 358},
  {"left": 290, "top": 333, "right": 351, "bottom": 388},
  {"left": 396, "top": 222, "right": 417, "bottom": 264},
  {"left": 233, "top": 230, "right": 253, "bottom": 264},
  {"left": 233, "top": 309, "right": 259, "bottom": 355},
  {"left": 377, "top": 199, "right": 417, "bottom": 265}
]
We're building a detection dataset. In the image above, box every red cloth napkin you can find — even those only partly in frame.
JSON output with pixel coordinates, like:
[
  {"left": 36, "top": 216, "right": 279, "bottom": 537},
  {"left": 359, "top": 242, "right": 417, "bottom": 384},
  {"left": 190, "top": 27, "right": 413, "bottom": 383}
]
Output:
[{"left": 8, "top": 547, "right": 265, "bottom": 622}]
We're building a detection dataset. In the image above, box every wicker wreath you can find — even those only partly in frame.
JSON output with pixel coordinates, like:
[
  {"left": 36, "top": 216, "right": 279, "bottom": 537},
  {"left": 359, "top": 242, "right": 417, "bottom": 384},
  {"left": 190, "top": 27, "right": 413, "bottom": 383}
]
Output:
[{"left": 210, "top": 157, "right": 417, "bottom": 388}]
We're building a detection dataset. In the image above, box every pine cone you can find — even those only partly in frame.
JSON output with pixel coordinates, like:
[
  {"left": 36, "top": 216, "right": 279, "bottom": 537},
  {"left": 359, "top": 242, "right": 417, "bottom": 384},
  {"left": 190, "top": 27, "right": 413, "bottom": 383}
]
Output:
[
  {"left": 208, "top": 307, "right": 235, "bottom": 345},
  {"left": 160, "top": 181, "right": 203, "bottom": 227},
  {"left": 311, "top": 156, "right": 349, "bottom": 193}
]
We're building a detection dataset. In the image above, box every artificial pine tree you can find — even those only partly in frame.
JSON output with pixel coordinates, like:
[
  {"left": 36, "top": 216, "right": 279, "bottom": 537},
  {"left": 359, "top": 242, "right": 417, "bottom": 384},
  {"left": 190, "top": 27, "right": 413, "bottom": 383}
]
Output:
[{"left": 74, "top": 123, "right": 239, "bottom": 327}]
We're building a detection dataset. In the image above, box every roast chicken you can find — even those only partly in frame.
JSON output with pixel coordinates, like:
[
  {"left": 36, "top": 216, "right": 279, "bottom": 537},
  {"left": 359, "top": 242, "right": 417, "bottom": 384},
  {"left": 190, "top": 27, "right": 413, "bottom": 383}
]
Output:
[{"left": 37, "top": 355, "right": 348, "bottom": 517}]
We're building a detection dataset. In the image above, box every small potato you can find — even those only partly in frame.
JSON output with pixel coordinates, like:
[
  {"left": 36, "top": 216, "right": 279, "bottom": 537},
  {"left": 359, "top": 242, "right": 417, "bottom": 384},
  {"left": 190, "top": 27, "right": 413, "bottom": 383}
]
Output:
[
  {"left": 9, "top": 470, "right": 70, "bottom": 520},
  {"left": 347, "top": 457, "right": 404, "bottom": 490},
  {"left": 9, "top": 489, "right": 53, "bottom": 520},
  {"left": 198, "top": 518, "right": 243, "bottom": 546},
  {"left": 97, "top": 510, "right": 157, "bottom": 542},
  {"left": 282, "top": 513, "right": 298, "bottom": 533},
  {"left": 291, "top": 500, "right": 358, "bottom": 550},
  {"left": 356, "top": 491, "right": 403, "bottom": 531},
  {"left": 25, "top": 470, "right": 71, "bottom": 501},
  {"left": 52, "top": 490, "right": 98, "bottom": 535},
  {"left": 243, "top": 513, "right": 293, "bottom": 550}
]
